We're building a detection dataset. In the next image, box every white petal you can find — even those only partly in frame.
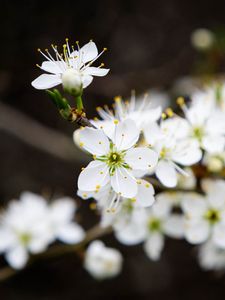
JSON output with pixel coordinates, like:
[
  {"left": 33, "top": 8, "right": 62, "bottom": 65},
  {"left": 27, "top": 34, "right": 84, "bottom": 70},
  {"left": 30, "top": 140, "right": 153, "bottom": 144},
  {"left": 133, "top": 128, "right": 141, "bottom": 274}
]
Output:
[
  {"left": 78, "top": 41, "right": 98, "bottom": 64},
  {"left": 78, "top": 160, "right": 110, "bottom": 191},
  {"left": 202, "top": 135, "right": 225, "bottom": 153},
  {"left": 50, "top": 198, "right": 76, "bottom": 224},
  {"left": 173, "top": 140, "right": 202, "bottom": 166},
  {"left": 115, "top": 222, "right": 146, "bottom": 245},
  {"left": 6, "top": 246, "right": 28, "bottom": 269},
  {"left": 163, "top": 214, "right": 184, "bottom": 238},
  {"left": 110, "top": 167, "right": 137, "bottom": 198},
  {"left": 135, "top": 179, "right": 155, "bottom": 207},
  {"left": 125, "top": 147, "right": 158, "bottom": 171},
  {"left": 0, "top": 229, "right": 16, "bottom": 252},
  {"left": 28, "top": 235, "right": 50, "bottom": 254},
  {"left": 31, "top": 74, "right": 61, "bottom": 90},
  {"left": 143, "top": 122, "right": 162, "bottom": 146},
  {"left": 79, "top": 127, "right": 110, "bottom": 156},
  {"left": 213, "top": 223, "right": 225, "bottom": 249},
  {"left": 57, "top": 223, "right": 85, "bottom": 244},
  {"left": 184, "top": 219, "right": 210, "bottom": 244},
  {"left": 181, "top": 194, "right": 207, "bottom": 217},
  {"left": 144, "top": 233, "right": 164, "bottom": 261},
  {"left": 155, "top": 160, "right": 177, "bottom": 187},
  {"left": 81, "top": 75, "right": 93, "bottom": 88},
  {"left": 112, "top": 119, "right": 139, "bottom": 151},
  {"left": 40, "top": 61, "right": 64, "bottom": 74},
  {"left": 83, "top": 67, "right": 109, "bottom": 77}
]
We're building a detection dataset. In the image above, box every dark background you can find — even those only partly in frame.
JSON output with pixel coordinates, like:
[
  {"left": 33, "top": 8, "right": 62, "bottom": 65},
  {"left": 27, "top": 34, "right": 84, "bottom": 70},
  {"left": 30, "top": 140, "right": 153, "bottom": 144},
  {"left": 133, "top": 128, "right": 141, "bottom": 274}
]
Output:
[{"left": 1, "top": 0, "right": 225, "bottom": 299}]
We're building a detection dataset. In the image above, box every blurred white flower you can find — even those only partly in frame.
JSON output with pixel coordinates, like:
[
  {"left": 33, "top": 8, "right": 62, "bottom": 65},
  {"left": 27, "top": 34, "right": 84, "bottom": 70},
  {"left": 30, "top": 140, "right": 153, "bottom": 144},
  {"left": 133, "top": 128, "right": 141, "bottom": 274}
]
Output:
[
  {"left": 182, "top": 180, "right": 225, "bottom": 246},
  {"left": 111, "top": 193, "right": 184, "bottom": 260},
  {"left": 191, "top": 28, "right": 214, "bottom": 51},
  {"left": 0, "top": 192, "right": 51, "bottom": 269},
  {"left": 77, "top": 119, "right": 158, "bottom": 198},
  {"left": 0, "top": 193, "right": 85, "bottom": 269},
  {"left": 198, "top": 240, "right": 225, "bottom": 271},
  {"left": 31, "top": 40, "right": 109, "bottom": 92},
  {"left": 84, "top": 240, "right": 123, "bottom": 280},
  {"left": 90, "top": 93, "right": 162, "bottom": 139},
  {"left": 179, "top": 96, "right": 225, "bottom": 153},
  {"left": 177, "top": 167, "right": 196, "bottom": 189},
  {"left": 203, "top": 151, "right": 225, "bottom": 172},
  {"left": 144, "top": 117, "right": 202, "bottom": 187}
]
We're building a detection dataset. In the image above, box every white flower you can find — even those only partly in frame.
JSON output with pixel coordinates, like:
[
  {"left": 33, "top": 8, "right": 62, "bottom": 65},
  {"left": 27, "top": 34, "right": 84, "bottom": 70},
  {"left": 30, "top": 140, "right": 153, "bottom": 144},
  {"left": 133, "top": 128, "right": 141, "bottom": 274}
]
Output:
[
  {"left": 77, "top": 119, "right": 158, "bottom": 198},
  {"left": 203, "top": 151, "right": 225, "bottom": 172},
  {"left": 78, "top": 178, "right": 155, "bottom": 214},
  {"left": 182, "top": 180, "right": 225, "bottom": 246},
  {"left": 198, "top": 240, "right": 225, "bottom": 271},
  {"left": 84, "top": 240, "right": 123, "bottom": 280},
  {"left": 112, "top": 193, "right": 184, "bottom": 260},
  {"left": 179, "top": 96, "right": 225, "bottom": 153},
  {"left": 31, "top": 40, "right": 109, "bottom": 92},
  {"left": 0, "top": 192, "right": 52, "bottom": 269},
  {"left": 0, "top": 193, "right": 85, "bottom": 269},
  {"left": 177, "top": 167, "right": 196, "bottom": 190},
  {"left": 90, "top": 93, "right": 162, "bottom": 140},
  {"left": 144, "top": 117, "right": 202, "bottom": 187},
  {"left": 48, "top": 197, "right": 85, "bottom": 244}
]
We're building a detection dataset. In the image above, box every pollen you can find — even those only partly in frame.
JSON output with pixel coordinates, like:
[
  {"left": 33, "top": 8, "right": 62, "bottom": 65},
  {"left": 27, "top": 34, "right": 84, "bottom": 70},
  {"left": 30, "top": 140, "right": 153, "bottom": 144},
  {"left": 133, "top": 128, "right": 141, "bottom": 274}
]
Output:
[
  {"left": 166, "top": 108, "right": 174, "bottom": 117},
  {"left": 103, "top": 47, "right": 108, "bottom": 51},
  {"left": 177, "top": 97, "right": 185, "bottom": 106},
  {"left": 89, "top": 203, "right": 97, "bottom": 210}
]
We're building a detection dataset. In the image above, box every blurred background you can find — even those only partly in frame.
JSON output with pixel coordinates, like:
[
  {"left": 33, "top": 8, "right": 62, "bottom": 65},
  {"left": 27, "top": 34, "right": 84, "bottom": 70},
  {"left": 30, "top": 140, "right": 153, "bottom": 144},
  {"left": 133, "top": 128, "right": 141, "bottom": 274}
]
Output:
[{"left": 1, "top": 0, "right": 225, "bottom": 299}]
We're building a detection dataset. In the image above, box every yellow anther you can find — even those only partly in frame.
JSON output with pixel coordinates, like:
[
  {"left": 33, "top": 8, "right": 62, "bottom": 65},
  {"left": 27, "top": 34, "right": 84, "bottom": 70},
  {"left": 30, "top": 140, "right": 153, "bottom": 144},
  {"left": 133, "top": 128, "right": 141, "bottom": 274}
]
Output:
[
  {"left": 137, "top": 180, "right": 141, "bottom": 184},
  {"left": 114, "top": 119, "right": 119, "bottom": 124},
  {"left": 99, "top": 141, "right": 102, "bottom": 144},
  {"left": 145, "top": 183, "right": 150, "bottom": 188},
  {"left": 131, "top": 198, "right": 136, "bottom": 202},
  {"left": 81, "top": 167, "right": 85, "bottom": 171},
  {"left": 103, "top": 47, "right": 108, "bottom": 51},
  {"left": 36, "top": 64, "right": 40, "bottom": 68},
  {"left": 96, "top": 185, "right": 101, "bottom": 190},
  {"left": 96, "top": 106, "right": 101, "bottom": 111},
  {"left": 100, "top": 63, "right": 105, "bottom": 67},
  {"left": 177, "top": 97, "right": 185, "bottom": 106},
  {"left": 100, "top": 171, "right": 104, "bottom": 174},
  {"left": 65, "top": 38, "right": 69, "bottom": 42},
  {"left": 93, "top": 155, "right": 96, "bottom": 159},
  {"left": 37, "top": 48, "right": 41, "bottom": 52},
  {"left": 166, "top": 108, "right": 174, "bottom": 117},
  {"left": 89, "top": 203, "right": 97, "bottom": 210},
  {"left": 79, "top": 142, "right": 84, "bottom": 147},
  {"left": 114, "top": 96, "right": 121, "bottom": 102},
  {"left": 76, "top": 41, "right": 79, "bottom": 44},
  {"left": 94, "top": 117, "right": 99, "bottom": 121},
  {"left": 111, "top": 208, "right": 116, "bottom": 213},
  {"left": 161, "top": 113, "right": 167, "bottom": 119},
  {"left": 82, "top": 193, "right": 87, "bottom": 198}
]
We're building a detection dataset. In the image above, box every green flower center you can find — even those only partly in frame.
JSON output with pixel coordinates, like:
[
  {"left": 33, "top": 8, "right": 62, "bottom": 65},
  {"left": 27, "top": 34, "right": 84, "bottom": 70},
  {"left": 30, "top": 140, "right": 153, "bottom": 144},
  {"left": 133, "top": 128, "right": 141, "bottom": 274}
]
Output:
[
  {"left": 148, "top": 218, "right": 161, "bottom": 232},
  {"left": 192, "top": 126, "right": 205, "bottom": 142},
  {"left": 19, "top": 232, "right": 32, "bottom": 246},
  {"left": 204, "top": 209, "right": 220, "bottom": 224}
]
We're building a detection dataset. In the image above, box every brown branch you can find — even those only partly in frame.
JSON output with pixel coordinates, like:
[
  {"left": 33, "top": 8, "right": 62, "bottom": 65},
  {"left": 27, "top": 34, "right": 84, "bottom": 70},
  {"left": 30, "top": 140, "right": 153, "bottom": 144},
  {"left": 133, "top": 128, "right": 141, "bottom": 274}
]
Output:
[
  {"left": 0, "top": 102, "right": 88, "bottom": 163},
  {"left": 0, "top": 224, "right": 112, "bottom": 282}
]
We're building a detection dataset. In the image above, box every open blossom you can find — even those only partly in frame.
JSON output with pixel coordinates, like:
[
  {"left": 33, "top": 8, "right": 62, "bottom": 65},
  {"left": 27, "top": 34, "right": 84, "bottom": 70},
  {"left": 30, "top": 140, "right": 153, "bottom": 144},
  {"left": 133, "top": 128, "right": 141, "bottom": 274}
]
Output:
[
  {"left": 31, "top": 40, "right": 109, "bottom": 92},
  {"left": 144, "top": 117, "right": 202, "bottom": 187},
  {"left": 84, "top": 240, "right": 123, "bottom": 280},
  {"left": 179, "top": 96, "right": 225, "bottom": 153},
  {"left": 0, "top": 192, "right": 84, "bottom": 269},
  {"left": 114, "top": 193, "right": 184, "bottom": 260},
  {"left": 182, "top": 179, "right": 225, "bottom": 247},
  {"left": 77, "top": 119, "right": 158, "bottom": 198}
]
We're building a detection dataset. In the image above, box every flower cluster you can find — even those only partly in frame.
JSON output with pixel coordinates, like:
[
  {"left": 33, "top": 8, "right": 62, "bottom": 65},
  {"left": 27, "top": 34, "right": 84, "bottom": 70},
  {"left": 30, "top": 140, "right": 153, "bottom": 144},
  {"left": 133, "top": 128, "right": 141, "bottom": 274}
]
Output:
[{"left": 2, "top": 38, "right": 223, "bottom": 280}]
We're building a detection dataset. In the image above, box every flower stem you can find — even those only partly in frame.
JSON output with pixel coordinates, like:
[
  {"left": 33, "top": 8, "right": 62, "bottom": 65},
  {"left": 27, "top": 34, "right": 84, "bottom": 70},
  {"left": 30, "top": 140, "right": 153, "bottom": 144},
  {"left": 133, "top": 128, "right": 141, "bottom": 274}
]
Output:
[{"left": 75, "top": 95, "right": 84, "bottom": 113}]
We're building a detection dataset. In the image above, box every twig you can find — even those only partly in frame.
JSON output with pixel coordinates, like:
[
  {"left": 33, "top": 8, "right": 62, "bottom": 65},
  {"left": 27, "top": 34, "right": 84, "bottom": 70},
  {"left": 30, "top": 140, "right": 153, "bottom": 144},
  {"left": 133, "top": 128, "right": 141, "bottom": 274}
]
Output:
[
  {"left": 0, "top": 102, "right": 88, "bottom": 163},
  {"left": 0, "top": 224, "right": 112, "bottom": 282}
]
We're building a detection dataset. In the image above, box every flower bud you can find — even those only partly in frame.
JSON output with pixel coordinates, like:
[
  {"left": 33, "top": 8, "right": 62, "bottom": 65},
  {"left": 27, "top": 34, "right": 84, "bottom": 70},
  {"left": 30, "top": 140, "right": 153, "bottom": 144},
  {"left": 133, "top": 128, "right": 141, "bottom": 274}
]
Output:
[
  {"left": 62, "top": 68, "right": 82, "bottom": 96},
  {"left": 191, "top": 28, "right": 214, "bottom": 51},
  {"left": 84, "top": 240, "right": 123, "bottom": 280}
]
